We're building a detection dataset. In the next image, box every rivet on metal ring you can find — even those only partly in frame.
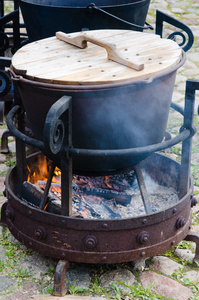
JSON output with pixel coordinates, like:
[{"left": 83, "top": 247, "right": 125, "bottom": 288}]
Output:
[
  {"left": 34, "top": 226, "right": 47, "bottom": 240},
  {"left": 176, "top": 217, "right": 186, "bottom": 229},
  {"left": 84, "top": 235, "right": 98, "bottom": 249},
  {"left": 137, "top": 231, "right": 149, "bottom": 245}
]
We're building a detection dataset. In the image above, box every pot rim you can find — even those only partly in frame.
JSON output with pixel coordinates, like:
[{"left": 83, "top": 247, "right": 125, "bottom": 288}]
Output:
[
  {"left": 20, "top": 0, "right": 149, "bottom": 9},
  {"left": 10, "top": 50, "right": 186, "bottom": 91}
]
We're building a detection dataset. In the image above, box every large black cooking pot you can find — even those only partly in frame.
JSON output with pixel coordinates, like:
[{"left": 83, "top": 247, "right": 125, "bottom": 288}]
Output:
[
  {"left": 10, "top": 30, "right": 185, "bottom": 174},
  {"left": 19, "top": 0, "right": 151, "bottom": 42}
]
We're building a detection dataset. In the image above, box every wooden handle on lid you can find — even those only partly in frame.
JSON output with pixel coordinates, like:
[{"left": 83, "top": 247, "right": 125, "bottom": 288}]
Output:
[{"left": 56, "top": 31, "right": 144, "bottom": 71}]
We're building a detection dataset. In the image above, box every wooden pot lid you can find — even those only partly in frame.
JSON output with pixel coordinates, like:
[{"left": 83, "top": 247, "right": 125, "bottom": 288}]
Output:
[{"left": 12, "top": 29, "right": 183, "bottom": 85}]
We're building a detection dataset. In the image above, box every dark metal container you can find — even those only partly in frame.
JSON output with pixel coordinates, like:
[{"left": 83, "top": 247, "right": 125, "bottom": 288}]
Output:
[
  {"left": 10, "top": 64, "right": 184, "bottom": 173},
  {"left": 10, "top": 29, "right": 185, "bottom": 174},
  {"left": 19, "top": 0, "right": 151, "bottom": 42}
]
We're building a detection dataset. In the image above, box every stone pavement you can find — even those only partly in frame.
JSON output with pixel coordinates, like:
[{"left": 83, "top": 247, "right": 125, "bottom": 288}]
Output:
[{"left": 0, "top": 0, "right": 199, "bottom": 299}]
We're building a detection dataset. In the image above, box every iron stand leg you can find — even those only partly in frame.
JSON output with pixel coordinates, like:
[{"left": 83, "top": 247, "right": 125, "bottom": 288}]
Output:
[
  {"left": 181, "top": 79, "right": 199, "bottom": 262},
  {"left": 61, "top": 96, "right": 72, "bottom": 216},
  {"left": 42, "top": 95, "right": 73, "bottom": 216},
  {"left": 0, "top": 101, "right": 4, "bottom": 124},
  {"left": 0, "top": 129, "right": 13, "bottom": 153},
  {"left": 39, "top": 162, "right": 56, "bottom": 210},
  {"left": 15, "top": 108, "right": 27, "bottom": 195},
  {"left": 134, "top": 165, "right": 152, "bottom": 214},
  {"left": 52, "top": 260, "right": 70, "bottom": 296},
  {"left": 61, "top": 158, "right": 72, "bottom": 216},
  {"left": 185, "top": 230, "right": 199, "bottom": 262},
  {"left": 0, "top": 201, "right": 8, "bottom": 226},
  {"left": 178, "top": 80, "right": 199, "bottom": 199}
]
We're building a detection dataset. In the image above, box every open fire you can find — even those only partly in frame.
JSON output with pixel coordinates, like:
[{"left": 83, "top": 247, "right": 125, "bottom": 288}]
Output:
[{"left": 23, "top": 154, "right": 179, "bottom": 219}]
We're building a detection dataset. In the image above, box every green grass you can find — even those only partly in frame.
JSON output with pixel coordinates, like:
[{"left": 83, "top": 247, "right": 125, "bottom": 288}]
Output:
[{"left": 81, "top": 276, "right": 169, "bottom": 300}]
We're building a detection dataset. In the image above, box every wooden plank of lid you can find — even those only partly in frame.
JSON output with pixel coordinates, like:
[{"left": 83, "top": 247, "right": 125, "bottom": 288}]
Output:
[{"left": 12, "top": 29, "right": 183, "bottom": 85}]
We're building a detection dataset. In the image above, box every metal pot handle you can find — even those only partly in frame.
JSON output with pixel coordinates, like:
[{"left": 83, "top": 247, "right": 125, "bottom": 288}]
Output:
[
  {"left": 8, "top": 67, "right": 22, "bottom": 85},
  {"left": 87, "top": 3, "right": 153, "bottom": 31},
  {"left": 56, "top": 31, "right": 144, "bottom": 71}
]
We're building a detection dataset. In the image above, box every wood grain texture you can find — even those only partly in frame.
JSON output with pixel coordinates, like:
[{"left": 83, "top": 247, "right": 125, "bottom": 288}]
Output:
[{"left": 12, "top": 29, "right": 183, "bottom": 85}]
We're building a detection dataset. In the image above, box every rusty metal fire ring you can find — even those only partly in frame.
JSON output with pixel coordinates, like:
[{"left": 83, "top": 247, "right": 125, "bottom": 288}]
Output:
[{"left": 3, "top": 152, "right": 193, "bottom": 264}]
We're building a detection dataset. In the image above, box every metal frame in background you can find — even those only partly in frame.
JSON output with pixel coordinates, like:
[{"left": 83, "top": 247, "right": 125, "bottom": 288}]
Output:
[
  {"left": 155, "top": 10, "right": 194, "bottom": 52},
  {"left": 0, "top": 0, "right": 27, "bottom": 54},
  {"left": 0, "top": 0, "right": 27, "bottom": 126}
]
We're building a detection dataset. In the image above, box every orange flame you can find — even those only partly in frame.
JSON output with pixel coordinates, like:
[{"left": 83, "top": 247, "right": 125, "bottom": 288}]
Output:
[
  {"left": 27, "top": 156, "right": 61, "bottom": 186},
  {"left": 27, "top": 155, "right": 113, "bottom": 219},
  {"left": 27, "top": 156, "right": 48, "bottom": 184}
]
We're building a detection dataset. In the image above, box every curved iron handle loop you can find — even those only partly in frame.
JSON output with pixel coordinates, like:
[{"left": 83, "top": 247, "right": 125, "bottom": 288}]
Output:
[
  {"left": 87, "top": 3, "right": 153, "bottom": 31},
  {"left": 167, "top": 32, "right": 186, "bottom": 47},
  {"left": 6, "top": 98, "right": 72, "bottom": 155},
  {"left": 6, "top": 105, "right": 45, "bottom": 150},
  {"left": 155, "top": 10, "right": 194, "bottom": 52},
  {"left": 43, "top": 96, "right": 72, "bottom": 155}
]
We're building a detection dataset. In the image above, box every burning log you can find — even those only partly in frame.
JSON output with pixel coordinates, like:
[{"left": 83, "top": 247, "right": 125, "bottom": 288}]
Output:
[
  {"left": 73, "top": 171, "right": 136, "bottom": 192},
  {"left": 73, "top": 194, "right": 122, "bottom": 219},
  {"left": 22, "top": 181, "right": 123, "bottom": 219},
  {"left": 73, "top": 195, "right": 102, "bottom": 219},
  {"left": 22, "top": 182, "right": 77, "bottom": 217},
  {"left": 23, "top": 160, "right": 179, "bottom": 220},
  {"left": 22, "top": 181, "right": 61, "bottom": 214},
  {"left": 72, "top": 184, "right": 132, "bottom": 206},
  {"left": 37, "top": 181, "right": 123, "bottom": 219},
  {"left": 36, "top": 180, "right": 132, "bottom": 206}
]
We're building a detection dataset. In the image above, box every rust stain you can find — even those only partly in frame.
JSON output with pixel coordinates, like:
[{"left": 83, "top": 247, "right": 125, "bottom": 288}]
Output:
[
  {"left": 63, "top": 243, "right": 72, "bottom": 249},
  {"left": 52, "top": 231, "right": 68, "bottom": 237}
]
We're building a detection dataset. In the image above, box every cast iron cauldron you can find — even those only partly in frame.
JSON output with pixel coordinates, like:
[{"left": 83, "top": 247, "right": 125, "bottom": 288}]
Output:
[
  {"left": 10, "top": 30, "right": 185, "bottom": 174},
  {"left": 19, "top": 0, "right": 151, "bottom": 42}
]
